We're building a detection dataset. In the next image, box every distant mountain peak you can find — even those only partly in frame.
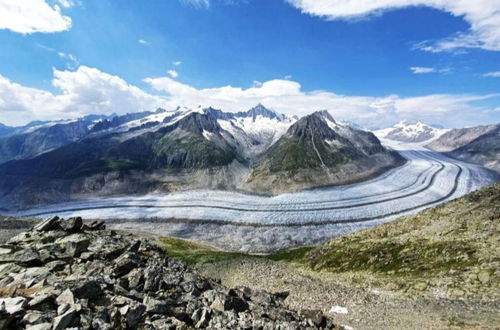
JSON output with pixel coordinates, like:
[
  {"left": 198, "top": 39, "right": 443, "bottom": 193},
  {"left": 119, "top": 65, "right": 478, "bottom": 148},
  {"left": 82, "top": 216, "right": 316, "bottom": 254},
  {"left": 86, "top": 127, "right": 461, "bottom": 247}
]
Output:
[
  {"left": 394, "top": 120, "right": 443, "bottom": 129},
  {"left": 312, "top": 110, "right": 335, "bottom": 122},
  {"left": 246, "top": 104, "right": 283, "bottom": 121},
  {"left": 375, "top": 120, "right": 449, "bottom": 143},
  {"left": 286, "top": 110, "right": 342, "bottom": 141}
]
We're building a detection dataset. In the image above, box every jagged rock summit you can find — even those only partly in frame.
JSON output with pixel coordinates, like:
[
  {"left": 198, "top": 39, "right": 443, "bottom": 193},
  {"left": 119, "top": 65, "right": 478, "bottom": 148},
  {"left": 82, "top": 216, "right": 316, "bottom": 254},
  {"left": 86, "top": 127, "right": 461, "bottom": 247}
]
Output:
[{"left": 0, "top": 216, "right": 339, "bottom": 329}]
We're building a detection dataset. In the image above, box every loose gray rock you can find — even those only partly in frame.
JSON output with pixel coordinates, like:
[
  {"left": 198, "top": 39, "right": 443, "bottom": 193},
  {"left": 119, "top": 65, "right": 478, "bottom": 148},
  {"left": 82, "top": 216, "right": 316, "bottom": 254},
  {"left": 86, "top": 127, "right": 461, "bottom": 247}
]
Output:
[
  {"left": 143, "top": 295, "right": 170, "bottom": 315},
  {"left": 0, "top": 297, "right": 27, "bottom": 314},
  {"left": 0, "top": 216, "right": 338, "bottom": 329},
  {"left": 60, "top": 217, "right": 83, "bottom": 233},
  {"left": 52, "top": 308, "right": 76, "bottom": 330},
  {"left": 56, "top": 289, "right": 75, "bottom": 306},
  {"left": 33, "top": 216, "right": 60, "bottom": 232},
  {"left": 25, "top": 323, "right": 52, "bottom": 330}
]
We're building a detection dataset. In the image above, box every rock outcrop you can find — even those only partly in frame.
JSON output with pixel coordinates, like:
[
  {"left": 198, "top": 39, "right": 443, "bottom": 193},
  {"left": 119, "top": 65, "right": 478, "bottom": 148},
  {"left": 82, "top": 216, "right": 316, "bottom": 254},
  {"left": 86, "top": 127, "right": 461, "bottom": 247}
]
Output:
[{"left": 0, "top": 216, "right": 338, "bottom": 329}]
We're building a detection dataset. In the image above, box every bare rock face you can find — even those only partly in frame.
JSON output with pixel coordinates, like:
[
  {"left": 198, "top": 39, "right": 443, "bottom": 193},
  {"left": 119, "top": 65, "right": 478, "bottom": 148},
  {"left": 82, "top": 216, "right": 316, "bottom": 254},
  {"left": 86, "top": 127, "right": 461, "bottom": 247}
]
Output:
[{"left": 0, "top": 216, "right": 339, "bottom": 329}]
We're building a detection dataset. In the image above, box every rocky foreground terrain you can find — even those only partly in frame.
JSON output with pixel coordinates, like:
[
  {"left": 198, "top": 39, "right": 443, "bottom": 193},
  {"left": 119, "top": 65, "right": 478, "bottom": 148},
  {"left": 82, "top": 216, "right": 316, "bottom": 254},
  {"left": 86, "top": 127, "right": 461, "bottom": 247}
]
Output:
[{"left": 0, "top": 216, "right": 339, "bottom": 329}]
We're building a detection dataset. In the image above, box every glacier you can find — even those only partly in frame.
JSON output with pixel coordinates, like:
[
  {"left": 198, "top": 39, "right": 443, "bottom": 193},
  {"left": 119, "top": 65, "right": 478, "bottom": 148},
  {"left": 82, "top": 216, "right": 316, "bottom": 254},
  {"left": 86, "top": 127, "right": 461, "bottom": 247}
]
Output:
[{"left": 9, "top": 140, "right": 497, "bottom": 253}]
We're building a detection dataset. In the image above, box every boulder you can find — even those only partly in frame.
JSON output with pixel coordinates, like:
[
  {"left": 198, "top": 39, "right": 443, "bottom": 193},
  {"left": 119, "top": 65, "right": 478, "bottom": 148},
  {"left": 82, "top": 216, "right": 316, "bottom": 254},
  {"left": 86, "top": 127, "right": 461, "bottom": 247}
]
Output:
[
  {"left": 28, "top": 293, "right": 55, "bottom": 310},
  {"left": 22, "top": 310, "right": 46, "bottom": 325},
  {"left": 56, "top": 289, "right": 75, "bottom": 306},
  {"left": 25, "top": 323, "right": 52, "bottom": 330},
  {"left": 124, "top": 302, "right": 146, "bottom": 328},
  {"left": 33, "top": 216, "right": 60, "bottom": 232},
  {"left": 60, "top": 217, "right": 83, "bottom": 233},
  {"left": 210, "top": 295, "right": 249, "bottom": 313},
  {"left": 0, "top": 311, "right": 12, "bottom": 330},
  {"left": 72, "top": 280, "right": 102, "bottom": 300},
  {"left": 0, "top": 297, "right": 27, "bottom": 314},
  {"left": 52, "top": 308, "right": 76, "bottom": 330},
  {"left": 85, "top": 220, "right": 106, "bottom": 231},
  {"left": 0, "top": 247, "right": 41, "bottom": 266},
  {"left": 113, "top": 253, "right": 140, "bottom": 277},
  {"left": 143, "top": 263, "right": 163, "bottom": 292},
  {"left": 57, "top": 234, "right": 90, "bottom": 258},
  {"left": 192, "top": 308, "right": 211, "bottom": 328},
  {"left": 143, "top": 295, "right": 171, "bottom": 315}
]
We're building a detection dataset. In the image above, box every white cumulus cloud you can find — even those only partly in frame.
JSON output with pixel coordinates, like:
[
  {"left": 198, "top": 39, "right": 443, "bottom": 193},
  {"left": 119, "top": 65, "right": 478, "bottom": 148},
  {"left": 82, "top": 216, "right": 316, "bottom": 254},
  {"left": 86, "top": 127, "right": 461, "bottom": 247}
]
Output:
[
  {"left": 0, "top": 67, "right": 498, "bottom": 128},
  {"left": 285, "top": 0, "right": 500, "bottom": 52},
  {"left": 144, "top": 74, "right": 499, "bottom": 128},
  {"left": 0, "top": 66, "right": 167, "bottom": 126},
  {"left": 0, "top": 0, "right": 72, "bottom": 34}
]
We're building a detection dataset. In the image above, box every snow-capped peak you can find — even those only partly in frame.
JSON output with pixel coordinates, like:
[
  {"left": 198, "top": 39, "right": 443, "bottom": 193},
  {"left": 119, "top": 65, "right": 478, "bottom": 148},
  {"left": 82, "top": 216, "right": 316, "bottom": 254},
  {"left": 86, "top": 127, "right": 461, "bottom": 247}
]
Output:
[
  {"left": 374, "top": 120, "right": 449, "bottom": 143},
  {"left": 246, "top": 104, "right": 285, "bottom": 121},
  {"left": 216, "top": 105, "right": 296, "bottom": 158}
]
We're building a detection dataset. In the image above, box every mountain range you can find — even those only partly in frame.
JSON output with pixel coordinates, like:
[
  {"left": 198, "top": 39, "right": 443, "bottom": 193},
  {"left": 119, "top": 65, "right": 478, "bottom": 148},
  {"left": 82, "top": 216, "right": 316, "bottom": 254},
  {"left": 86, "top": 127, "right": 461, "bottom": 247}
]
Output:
[
  {"left": 427, "top": 123, "right": 500, "bottom": 173},
  {"left": 0, "top": 105, "right": 403, "bottom": 209},
  {"left": 374, "top": 120, "right": 449, "bottom": 143}
]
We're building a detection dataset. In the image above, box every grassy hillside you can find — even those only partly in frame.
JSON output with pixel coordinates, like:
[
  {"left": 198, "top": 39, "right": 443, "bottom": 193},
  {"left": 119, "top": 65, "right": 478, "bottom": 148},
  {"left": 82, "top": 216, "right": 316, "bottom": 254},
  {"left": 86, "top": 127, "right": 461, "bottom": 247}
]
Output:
[{"left": 306, "top": 183, "right": 499, "bottom": 299}]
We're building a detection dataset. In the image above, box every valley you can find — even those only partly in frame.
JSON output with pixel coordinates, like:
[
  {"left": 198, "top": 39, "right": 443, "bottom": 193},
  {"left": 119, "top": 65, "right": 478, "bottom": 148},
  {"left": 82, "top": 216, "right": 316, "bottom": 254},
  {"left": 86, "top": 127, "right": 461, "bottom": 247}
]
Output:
[{"left": 8, "top": 138, "right": 497, "bottom": 253}]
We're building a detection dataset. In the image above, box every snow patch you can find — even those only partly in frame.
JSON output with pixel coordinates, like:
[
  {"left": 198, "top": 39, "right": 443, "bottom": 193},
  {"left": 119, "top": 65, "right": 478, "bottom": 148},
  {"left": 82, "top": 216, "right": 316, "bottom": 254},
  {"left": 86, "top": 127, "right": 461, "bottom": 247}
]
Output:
[
  {"left": 202, "top": 130, "right": 214, "bottom": 140},
  {"left": 325, "top": 117, "right": 342, "bottom": 132},
  {"left": 22, "top": 119, "right": 77, "bottom": 133},
  {"left": 325, "top": 139, "right": 342, "bottom": 147},
  {"left": 218, "top": 115, "right": 295, "bottom": 157}
]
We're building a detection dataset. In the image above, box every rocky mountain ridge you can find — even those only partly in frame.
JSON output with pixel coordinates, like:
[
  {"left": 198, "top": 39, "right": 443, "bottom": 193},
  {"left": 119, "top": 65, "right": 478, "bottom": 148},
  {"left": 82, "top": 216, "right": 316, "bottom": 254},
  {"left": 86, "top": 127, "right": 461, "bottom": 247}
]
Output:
[
  {"left": 0, "top": 216, "right": 339, "bottom": 329},
  {"left": 0, "top": 115, "right": 109, "bottom": 165},
  {"left": 427, "top": 123, "right": 500, "bottom": 173}
]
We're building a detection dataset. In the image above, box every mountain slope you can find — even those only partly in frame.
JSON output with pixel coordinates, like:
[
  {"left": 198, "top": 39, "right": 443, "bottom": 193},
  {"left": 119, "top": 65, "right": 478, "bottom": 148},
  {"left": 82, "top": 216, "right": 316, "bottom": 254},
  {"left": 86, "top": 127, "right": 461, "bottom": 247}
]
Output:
[
  {"left": 0, "top": 123, "right": 15, "bottom": 138},
  {"left": 375, "top": 121, "right": 448, "bottom": 143},
  {"left": 245, "top": 111, "right": 405, "bottom": 193},
  {"left": 306, "top": 183, "right": 500, "bottom": 300},
  {"left": 0, "top": 117, "right": 101, "bottom": 164},
  {"left": 427, "top": 123, "right": 500, "bottom": 173},
  {"left": 0, "top": 111, "right": 170, "bottom": 165},
  {"left": 0, "top": 111, "right": 247, "bottom": 209}
]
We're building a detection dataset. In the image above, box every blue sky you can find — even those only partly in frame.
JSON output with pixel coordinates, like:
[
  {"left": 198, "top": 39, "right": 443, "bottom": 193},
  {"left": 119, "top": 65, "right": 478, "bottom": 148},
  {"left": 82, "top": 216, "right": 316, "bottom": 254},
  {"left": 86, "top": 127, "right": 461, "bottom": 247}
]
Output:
[{"left": 0, "top": 0, "right": 499, "bottom": 128}]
